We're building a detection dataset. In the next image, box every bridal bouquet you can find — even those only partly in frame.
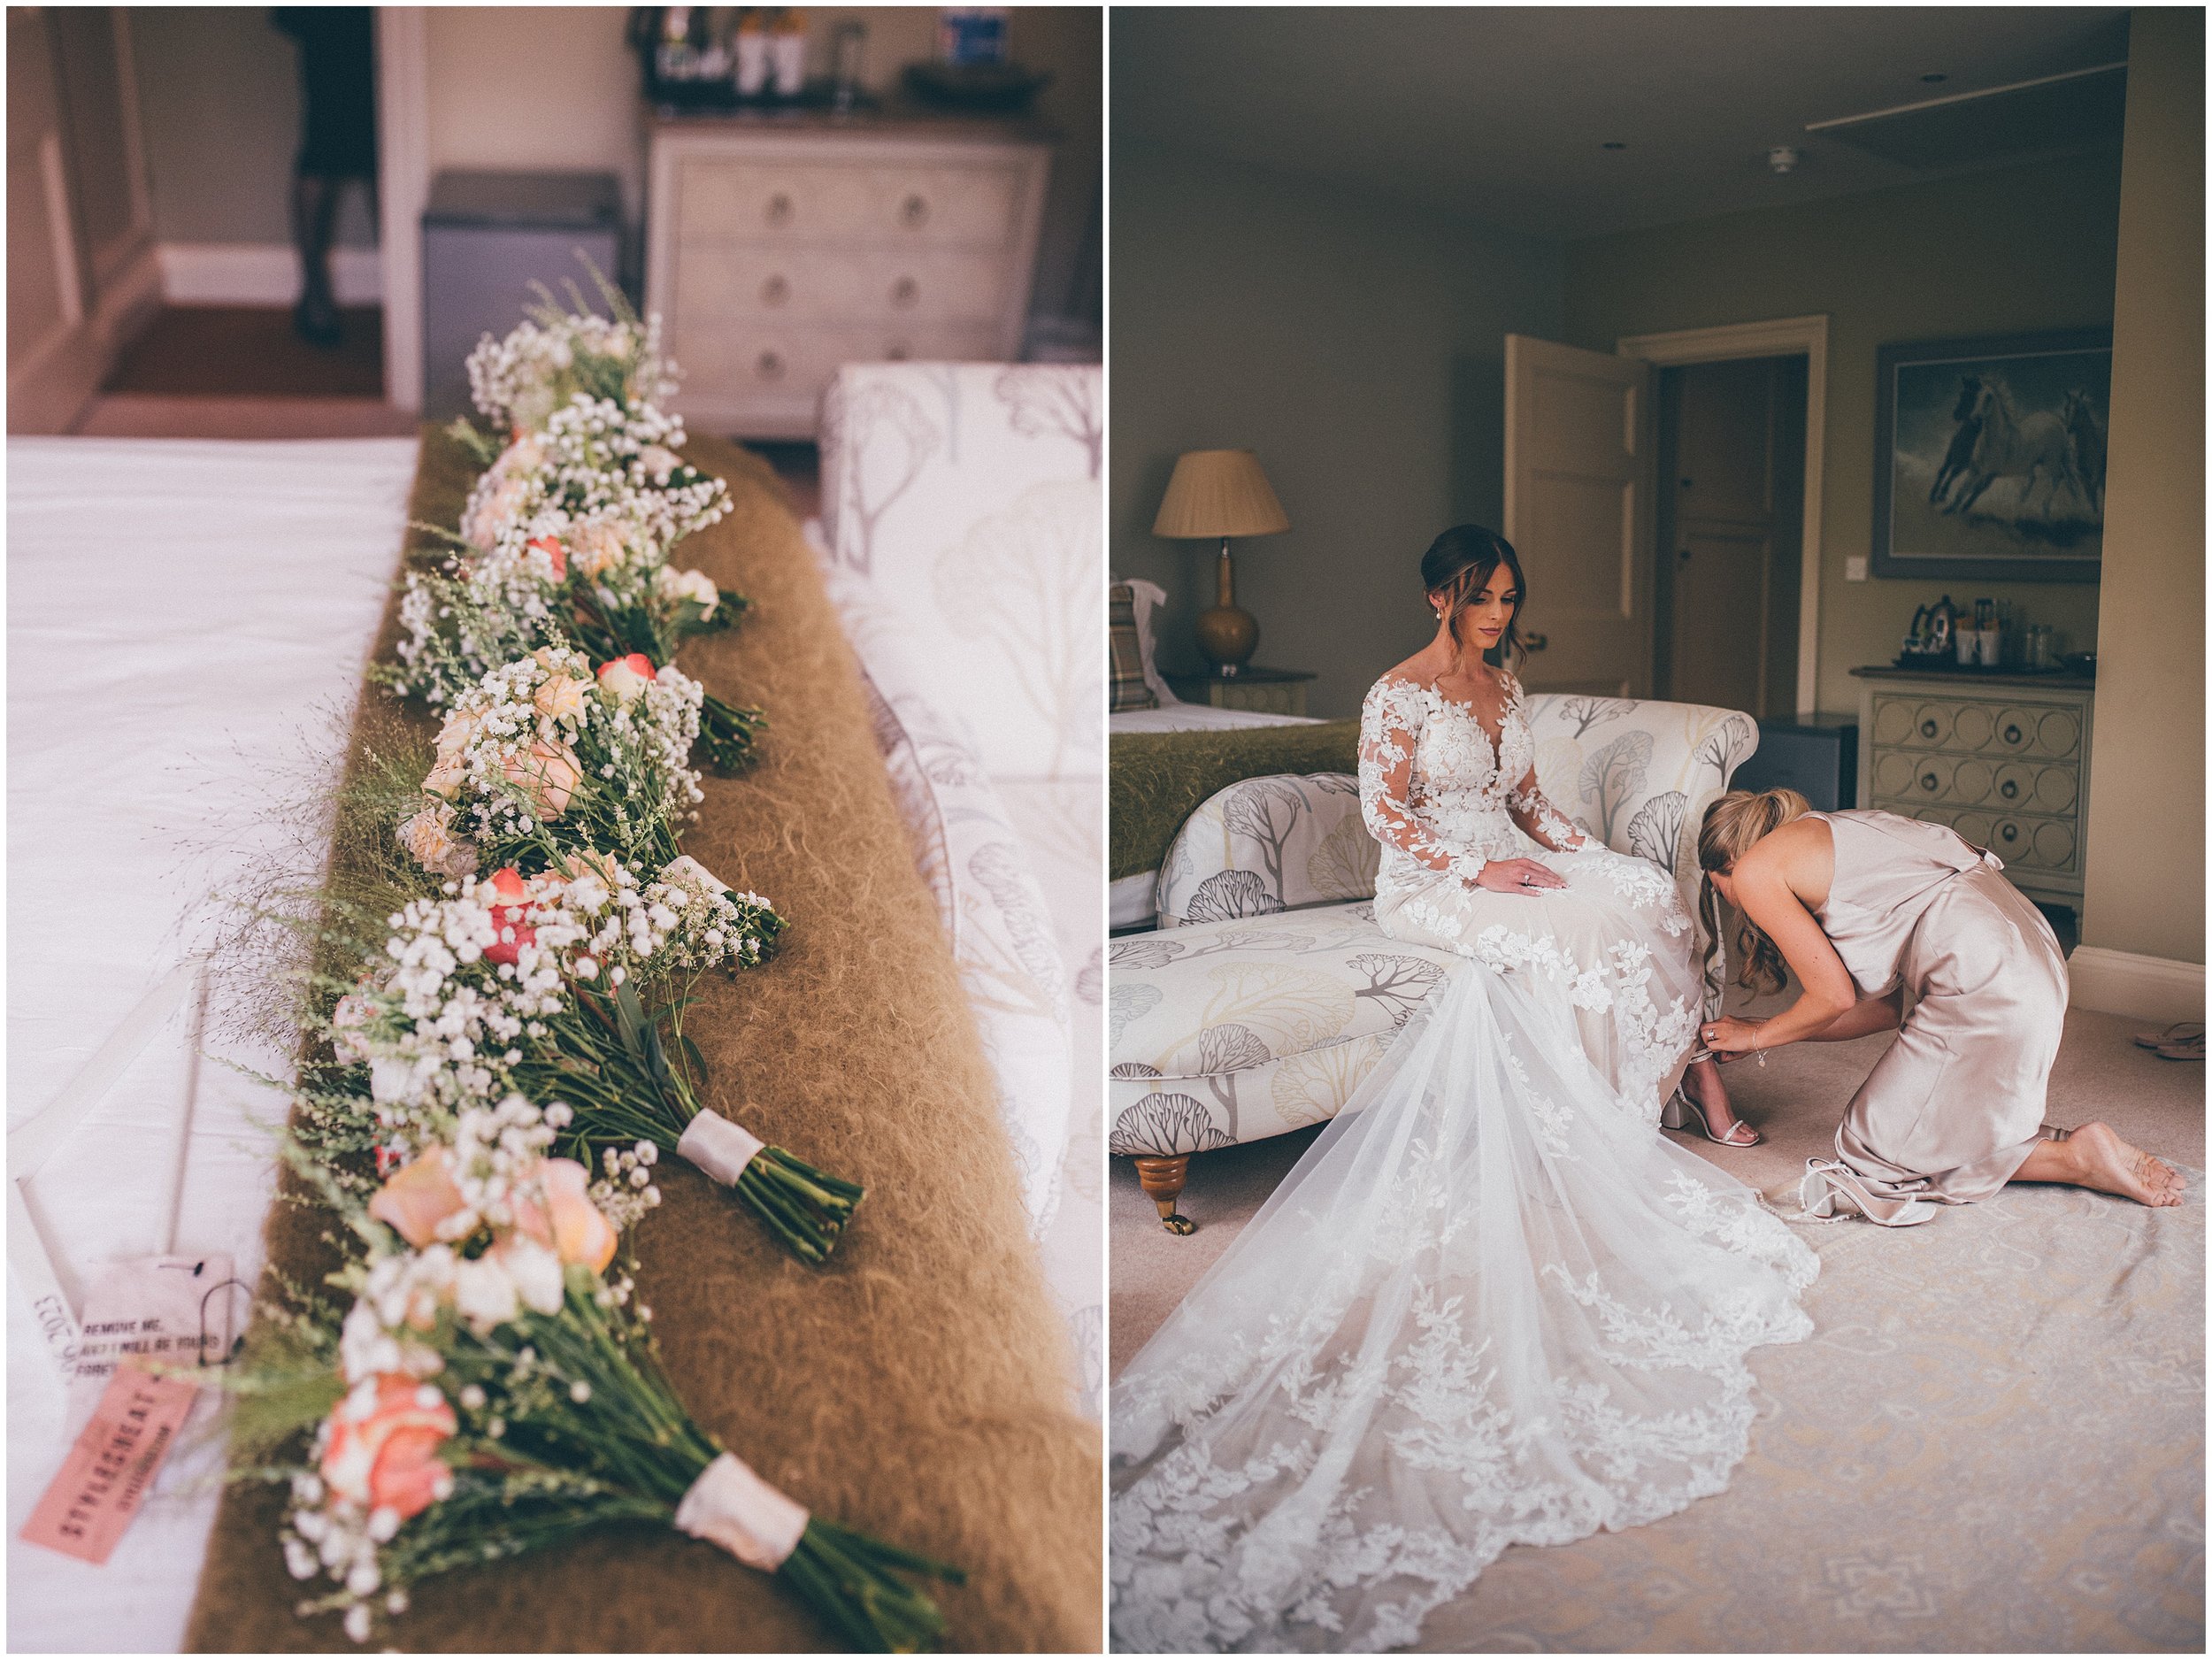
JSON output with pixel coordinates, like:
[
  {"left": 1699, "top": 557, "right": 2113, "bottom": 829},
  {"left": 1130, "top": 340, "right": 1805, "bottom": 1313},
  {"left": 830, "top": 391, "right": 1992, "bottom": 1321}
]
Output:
[
  {"left": 250, "top": 1134, "right": 955, "bottom": 1649},
  {"left": 460, "top": 397, "right": 730, "bottom": 557},
  {"left": 401, "top": 644, "right": 704, "bottom": 880},
  {"left": 315, "top": 859, "right": 858, "bottom": 1265},
  {"left": 384, "top": 516, "right": 762, "bottom": 772},
  {"left": 465, "top": 276, "right": 677, "bottom": 437}
]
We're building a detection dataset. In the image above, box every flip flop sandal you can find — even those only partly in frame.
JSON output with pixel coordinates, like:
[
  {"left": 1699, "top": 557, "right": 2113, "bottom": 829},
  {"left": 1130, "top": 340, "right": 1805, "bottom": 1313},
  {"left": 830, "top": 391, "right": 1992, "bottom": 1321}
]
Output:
[
  {"left": 2155, "top": 1031, "right": 2205, "bottom": 1061},
  {"left": 2134, "top": 1020, "right": 2203, "bottom": 1049}
]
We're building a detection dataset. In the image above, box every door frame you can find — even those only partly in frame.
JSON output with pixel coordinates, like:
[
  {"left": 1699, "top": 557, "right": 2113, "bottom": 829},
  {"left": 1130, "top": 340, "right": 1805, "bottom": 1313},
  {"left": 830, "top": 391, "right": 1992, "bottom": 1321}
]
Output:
[
  {"left": 376, "top": 8, "right": 431, "bottom": 412},
  {"left": 1616, "top": 314, "right": 1828, "bottom": 719}
]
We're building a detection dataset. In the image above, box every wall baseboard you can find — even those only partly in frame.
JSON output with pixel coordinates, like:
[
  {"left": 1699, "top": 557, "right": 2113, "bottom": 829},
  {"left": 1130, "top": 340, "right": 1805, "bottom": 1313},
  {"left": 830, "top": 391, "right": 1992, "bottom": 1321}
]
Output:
[
  {"left": 157, "top": 242, "right": 384, "bottom": 307},
  {"left": 2068, "top": 945, "right": 2206, "bottom": 1023},
  {"left": 7, "top": 239, "right": 162, "bottom": 434}
]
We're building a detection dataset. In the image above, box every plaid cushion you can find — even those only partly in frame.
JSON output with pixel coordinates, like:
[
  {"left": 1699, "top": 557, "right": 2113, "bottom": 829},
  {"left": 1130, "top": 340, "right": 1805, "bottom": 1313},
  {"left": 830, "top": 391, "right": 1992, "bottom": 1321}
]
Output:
[{"left": 1110, "top": 582, "right": 1158, "bottom": 711}]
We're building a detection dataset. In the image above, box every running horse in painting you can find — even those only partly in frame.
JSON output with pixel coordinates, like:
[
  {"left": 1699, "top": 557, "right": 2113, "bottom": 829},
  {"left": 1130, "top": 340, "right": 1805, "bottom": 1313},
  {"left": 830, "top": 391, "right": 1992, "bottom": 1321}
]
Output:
[{"left": 1938, "top": 373, "right": 2089, "bottom": 523}]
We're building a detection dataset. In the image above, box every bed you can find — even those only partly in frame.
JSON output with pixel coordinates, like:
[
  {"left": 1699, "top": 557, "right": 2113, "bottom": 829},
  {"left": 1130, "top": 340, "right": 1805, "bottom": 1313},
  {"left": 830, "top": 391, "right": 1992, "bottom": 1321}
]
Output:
[
  {"left": 1106, "top": 576, "right": 1317, "bottom": 926},
  {"left": 7, "top": 436, "right": 419, "bottom": 1653}
]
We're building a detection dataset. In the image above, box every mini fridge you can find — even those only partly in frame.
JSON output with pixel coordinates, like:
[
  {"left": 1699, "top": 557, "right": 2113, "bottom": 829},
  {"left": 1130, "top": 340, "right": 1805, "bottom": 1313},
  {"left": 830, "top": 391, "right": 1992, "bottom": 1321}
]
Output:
[{"left": 420, "top": 170, "right": 624, "bottom": 419}]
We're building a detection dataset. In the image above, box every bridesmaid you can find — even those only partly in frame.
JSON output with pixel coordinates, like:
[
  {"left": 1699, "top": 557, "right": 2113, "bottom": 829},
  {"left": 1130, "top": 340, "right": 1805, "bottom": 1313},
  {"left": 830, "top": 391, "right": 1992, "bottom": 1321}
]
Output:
[{"left": 1694, "top": 789, "right": 2184, "bottom": 1224}]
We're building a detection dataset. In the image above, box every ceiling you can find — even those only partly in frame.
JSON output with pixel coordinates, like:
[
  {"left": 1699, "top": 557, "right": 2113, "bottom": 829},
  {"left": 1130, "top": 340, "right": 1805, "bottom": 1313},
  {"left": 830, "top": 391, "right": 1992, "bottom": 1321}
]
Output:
[{"left": 1111, "top": 7, "right": 2132, "bottom": 241}]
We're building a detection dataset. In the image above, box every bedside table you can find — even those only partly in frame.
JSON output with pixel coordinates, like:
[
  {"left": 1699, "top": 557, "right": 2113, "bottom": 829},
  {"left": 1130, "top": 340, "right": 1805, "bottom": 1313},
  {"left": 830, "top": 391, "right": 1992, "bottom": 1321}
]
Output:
[{"left": 1165, "top": 666, "right": 1317, "bottom": 718}]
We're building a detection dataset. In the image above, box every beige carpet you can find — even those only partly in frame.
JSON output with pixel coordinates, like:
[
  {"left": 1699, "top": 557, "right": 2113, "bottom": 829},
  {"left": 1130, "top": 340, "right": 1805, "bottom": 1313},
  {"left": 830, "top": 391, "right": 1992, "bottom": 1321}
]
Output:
[{"left": 1110, "top": 994, "right": 2206, "bottom": 1651}]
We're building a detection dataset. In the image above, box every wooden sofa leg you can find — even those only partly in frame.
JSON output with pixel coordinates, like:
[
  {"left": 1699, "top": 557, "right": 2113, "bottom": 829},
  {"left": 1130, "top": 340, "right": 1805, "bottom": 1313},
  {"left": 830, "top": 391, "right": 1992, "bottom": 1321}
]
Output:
[{"left": 1132, "top": 1155, "right": 1195, "bottom": 1234}]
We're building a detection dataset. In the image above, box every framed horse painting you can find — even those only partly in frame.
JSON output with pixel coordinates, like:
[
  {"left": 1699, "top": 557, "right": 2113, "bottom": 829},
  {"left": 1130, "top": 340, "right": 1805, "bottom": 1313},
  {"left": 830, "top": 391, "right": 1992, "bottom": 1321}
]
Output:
[{"left": 1872, "top": 327, "right": 2112, "bottom": 582}]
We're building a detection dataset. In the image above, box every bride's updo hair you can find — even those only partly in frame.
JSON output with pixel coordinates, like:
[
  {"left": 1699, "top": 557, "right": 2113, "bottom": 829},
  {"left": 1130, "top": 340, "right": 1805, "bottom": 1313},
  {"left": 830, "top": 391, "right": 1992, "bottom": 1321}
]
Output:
[
  {"left": 1422, "top": 525, "right": 1526, "bottom": 668},
  {"left": 1697, "top": 788, "right": 1814, "bottom": 993}
]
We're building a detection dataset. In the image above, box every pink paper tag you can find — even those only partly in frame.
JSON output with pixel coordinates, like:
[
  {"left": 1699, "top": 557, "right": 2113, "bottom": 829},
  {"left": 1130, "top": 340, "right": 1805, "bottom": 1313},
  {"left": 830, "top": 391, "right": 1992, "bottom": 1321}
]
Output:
[{"left": 22, "top": 1362, "right": 201, "bottom": 1564}]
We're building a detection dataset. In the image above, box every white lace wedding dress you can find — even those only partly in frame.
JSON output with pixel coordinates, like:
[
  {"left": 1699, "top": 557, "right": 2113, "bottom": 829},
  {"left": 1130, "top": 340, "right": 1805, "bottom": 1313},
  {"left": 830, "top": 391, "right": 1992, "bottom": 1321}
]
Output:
[{"left": 1109, "top": 673, "right": 1819, "bottom": 1653}]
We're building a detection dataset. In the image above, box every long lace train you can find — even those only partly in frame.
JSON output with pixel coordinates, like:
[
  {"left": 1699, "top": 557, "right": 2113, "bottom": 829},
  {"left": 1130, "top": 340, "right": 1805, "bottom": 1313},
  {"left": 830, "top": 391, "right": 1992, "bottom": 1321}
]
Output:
[{"left": 1110, "top": 964, "right": 1818, "bottom": 1652}]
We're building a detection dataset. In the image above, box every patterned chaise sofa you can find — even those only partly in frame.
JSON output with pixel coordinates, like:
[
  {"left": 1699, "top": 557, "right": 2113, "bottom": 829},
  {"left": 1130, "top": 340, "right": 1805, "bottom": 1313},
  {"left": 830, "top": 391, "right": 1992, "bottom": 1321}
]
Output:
[{"left": 1107, "top": 695, "right": 1758, "bottom": 1231}]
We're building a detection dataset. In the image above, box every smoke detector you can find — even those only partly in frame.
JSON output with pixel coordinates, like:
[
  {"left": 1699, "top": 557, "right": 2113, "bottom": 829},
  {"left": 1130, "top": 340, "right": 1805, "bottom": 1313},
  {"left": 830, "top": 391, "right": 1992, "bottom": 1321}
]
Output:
[{"left": 1768, "top": 145, "right": 1801, "bottom": 175}]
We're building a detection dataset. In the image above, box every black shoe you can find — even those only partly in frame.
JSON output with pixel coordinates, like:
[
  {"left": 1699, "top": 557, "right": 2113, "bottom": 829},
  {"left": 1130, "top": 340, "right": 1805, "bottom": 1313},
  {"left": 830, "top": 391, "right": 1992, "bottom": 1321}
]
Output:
[{"left": 293, "top": 297, "right": 342, "bottom": 348}]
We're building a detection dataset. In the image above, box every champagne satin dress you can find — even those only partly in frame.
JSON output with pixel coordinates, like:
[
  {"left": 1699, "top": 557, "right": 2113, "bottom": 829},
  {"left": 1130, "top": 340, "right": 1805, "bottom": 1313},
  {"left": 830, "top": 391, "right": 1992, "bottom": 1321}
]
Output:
[{"left": 1810, "top": 809, "right": 2068, "bottom": 1204}]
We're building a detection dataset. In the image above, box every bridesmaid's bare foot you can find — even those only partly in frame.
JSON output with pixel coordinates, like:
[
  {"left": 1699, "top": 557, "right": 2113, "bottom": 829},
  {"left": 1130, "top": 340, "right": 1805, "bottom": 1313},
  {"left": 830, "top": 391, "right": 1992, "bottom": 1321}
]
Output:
[{"left": 2021, "top": 1122, "right": 2186, "bottom": 1206}]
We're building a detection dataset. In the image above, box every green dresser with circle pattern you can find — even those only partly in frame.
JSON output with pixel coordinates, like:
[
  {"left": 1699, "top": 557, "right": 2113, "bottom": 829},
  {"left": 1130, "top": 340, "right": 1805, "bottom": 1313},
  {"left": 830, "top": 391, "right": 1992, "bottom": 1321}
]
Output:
[{"left": 1851, "top": 666, "right": 2096, "bottom": 911}]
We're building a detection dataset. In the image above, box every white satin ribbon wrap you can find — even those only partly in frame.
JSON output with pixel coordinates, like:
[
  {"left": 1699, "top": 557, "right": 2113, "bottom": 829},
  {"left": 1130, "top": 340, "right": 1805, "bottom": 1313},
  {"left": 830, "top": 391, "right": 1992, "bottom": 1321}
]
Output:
[
  {"left": 676, "top": 1111, "right": 764, "bottom": 1186},
  {"left": 673, "top": 1451, "right": 809, "bottom": 1572}
]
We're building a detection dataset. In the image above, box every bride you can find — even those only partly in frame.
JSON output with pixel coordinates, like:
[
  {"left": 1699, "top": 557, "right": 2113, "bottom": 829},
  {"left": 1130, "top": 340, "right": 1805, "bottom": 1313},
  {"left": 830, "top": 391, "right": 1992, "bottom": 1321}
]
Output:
[{"left": 1110, "top": 526, "right": 1817, "bottom": 1652}]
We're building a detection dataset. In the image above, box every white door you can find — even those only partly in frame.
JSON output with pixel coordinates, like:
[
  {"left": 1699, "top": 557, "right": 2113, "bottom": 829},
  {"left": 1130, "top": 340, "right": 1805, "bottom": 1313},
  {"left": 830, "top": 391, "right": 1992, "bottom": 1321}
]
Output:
[{"left": 1502, "top": 334, "right": 1656, "bottom": 698}]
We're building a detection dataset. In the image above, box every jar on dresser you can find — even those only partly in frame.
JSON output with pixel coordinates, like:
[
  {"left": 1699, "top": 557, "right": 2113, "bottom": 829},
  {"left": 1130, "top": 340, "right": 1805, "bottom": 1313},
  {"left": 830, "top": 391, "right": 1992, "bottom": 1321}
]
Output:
[
  {"left": 644, "top": 112, "right": 1052, "bottom": 438},
  {"left": 1850, "top": 665, "right": 2095, "bottom": 912}
]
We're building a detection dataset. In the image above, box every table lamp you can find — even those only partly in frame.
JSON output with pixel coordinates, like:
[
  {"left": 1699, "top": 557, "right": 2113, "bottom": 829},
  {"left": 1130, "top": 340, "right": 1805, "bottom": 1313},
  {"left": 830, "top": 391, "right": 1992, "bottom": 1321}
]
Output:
[{"left": 1151, "top": 448, "right": 1289, "bottom": 677}]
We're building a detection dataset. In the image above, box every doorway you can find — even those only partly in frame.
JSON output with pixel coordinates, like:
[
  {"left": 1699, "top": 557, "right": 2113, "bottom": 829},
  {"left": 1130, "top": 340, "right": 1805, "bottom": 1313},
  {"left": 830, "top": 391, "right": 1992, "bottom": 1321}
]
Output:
[{"left": 1655, "top": 355, "right": 1807, "bottom": 719}]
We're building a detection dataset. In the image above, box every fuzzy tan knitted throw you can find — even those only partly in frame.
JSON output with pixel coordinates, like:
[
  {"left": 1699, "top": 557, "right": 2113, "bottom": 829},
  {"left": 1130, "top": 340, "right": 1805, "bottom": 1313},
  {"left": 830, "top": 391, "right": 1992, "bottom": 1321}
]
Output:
[{"left": 184, "top": 432, "right": 1101, "bottom": 1653}]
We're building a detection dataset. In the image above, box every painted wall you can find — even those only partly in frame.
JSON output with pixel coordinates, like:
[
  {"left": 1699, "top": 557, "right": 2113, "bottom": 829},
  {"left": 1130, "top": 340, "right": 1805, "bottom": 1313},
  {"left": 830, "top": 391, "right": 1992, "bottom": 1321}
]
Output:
[
  {"left": 1111, "top": 138, "right": 1563, "bottom": 719},
  {"left": 1563, "top": 150, "right": 2124, "bottom": 715},
  {"left": 2080, "top": 7, "right": 2203, "bottom": 971},
  {"left": 128, "top": 7, "right": 375, "bottom": 250}
]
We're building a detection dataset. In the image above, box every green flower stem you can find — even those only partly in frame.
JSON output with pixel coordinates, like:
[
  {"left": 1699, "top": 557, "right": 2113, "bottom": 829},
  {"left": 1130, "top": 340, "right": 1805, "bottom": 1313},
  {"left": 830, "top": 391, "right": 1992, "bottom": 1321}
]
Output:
[
  {"left": 732, "top": 1149, "right": 865, "bottom": 1267},
  {"left": 778, "top": 1518, "right": 965, "bottom": 1654},
  {"left": 519, "top": 987, "right": 864, "bottom": 1265},
  {"left": 695, "top": 692, "right": 764, "bottom": 774}
]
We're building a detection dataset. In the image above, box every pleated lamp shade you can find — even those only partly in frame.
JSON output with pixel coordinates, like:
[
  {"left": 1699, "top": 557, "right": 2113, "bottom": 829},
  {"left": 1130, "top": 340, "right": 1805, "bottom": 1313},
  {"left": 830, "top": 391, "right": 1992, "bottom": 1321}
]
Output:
[{"left": 1151, "top": 450, "right": 1290, "bottom": 539}]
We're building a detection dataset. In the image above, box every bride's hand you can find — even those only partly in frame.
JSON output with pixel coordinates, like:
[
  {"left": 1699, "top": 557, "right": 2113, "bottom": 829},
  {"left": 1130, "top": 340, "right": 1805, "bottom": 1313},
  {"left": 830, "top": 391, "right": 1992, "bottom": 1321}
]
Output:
[
  {"left": 1473, "top": 857, "right": 1568, "bottom": 895},
  {"left": 1701, "top": 1015, "right": 1767, "bottom": 1061}
]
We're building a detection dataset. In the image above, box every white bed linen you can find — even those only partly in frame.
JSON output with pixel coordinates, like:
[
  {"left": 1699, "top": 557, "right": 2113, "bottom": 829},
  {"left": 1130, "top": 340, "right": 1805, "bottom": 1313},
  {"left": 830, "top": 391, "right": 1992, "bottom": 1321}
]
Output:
[{"left": 7, "top": 437, "right": 418, "bottom": 1653}]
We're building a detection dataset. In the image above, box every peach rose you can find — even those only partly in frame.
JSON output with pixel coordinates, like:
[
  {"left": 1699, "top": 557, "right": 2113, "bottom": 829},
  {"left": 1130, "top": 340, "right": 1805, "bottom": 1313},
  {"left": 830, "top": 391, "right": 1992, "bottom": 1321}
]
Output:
[
  {"left": 526, "top": 534, "right": 569, "bottom": 580},
  {"left": 369, "top": 1147, "right": 470, "bottom": 1247},
  {"left": 321, "top": 1374, "right": 457, "bottom": 1521},
  {"left": 571, "top": 521, "right": 628, "bottom": 579},
  {"left": 422, "top": 750, "right": 469, "bottom": 801},
  {"left": 434, "top": 710, "right": 480, "bottom": 757},
  {"left": 501, "top": 740, "right": 581, "bottom": 818},
  {"left": 398, "top": 804, "right": 479, "bottom": 877},
  {"left": 534, "top": 673, "right": 589, "bottom": 723},
  {"left": 595, "top": 653, "right": 657, "bottom": 705},
  {"left": 510, "top": 1158, "right": 618, "bottom": 1274}
]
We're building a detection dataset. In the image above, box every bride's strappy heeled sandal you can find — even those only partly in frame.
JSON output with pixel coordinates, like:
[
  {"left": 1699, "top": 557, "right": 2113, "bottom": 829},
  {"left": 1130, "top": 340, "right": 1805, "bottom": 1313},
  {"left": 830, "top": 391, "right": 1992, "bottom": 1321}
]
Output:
[
  {"left": 1662, "top": 1088, "right": 1761, "bottom": 1147},
  {"left": 1800, "top": 1157, "right": 1937, "bottom": 1226}
]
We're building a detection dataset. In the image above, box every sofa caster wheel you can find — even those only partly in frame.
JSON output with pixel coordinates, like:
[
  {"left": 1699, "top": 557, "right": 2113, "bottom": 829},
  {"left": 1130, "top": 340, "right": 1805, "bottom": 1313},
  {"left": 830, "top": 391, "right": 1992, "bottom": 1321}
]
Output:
[{"left": 1133, "top": 1154, "right": 1194, "bottom": 1235}]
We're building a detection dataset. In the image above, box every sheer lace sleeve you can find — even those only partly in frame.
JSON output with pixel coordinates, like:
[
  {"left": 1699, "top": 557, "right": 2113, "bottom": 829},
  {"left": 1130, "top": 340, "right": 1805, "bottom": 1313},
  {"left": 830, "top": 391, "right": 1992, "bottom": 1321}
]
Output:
[
  {"left": 1501, "top": 672, "right": 1591, "bottom": 852},
  {"left": 1359, "top": 679, "right": 1492, "bottom": 884}
]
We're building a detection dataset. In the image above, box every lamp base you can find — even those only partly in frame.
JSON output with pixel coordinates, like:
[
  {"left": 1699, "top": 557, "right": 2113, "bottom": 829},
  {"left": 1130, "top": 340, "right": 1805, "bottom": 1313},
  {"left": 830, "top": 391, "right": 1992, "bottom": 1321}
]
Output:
[{"left": 1196, "top": 604, "right": 1258, "bottom": 675}]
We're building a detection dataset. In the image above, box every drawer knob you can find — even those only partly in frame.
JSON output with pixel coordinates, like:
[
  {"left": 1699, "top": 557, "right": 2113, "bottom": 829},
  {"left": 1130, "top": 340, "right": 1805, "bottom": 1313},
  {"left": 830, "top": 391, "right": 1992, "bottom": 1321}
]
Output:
[
  {"left": 766, "top": 193, "right": 794, "bottom": 227},
  {"left": 1921, "top": 772, "right": 1939, "bottom": 792},
  {"left": 890, "top": 274, "right": 919, "bottom": 309},
  {"left": 761, "top": 274, "right": 790, "bottom": 306},
  {"left": 1999, "top": 821, "right": 2020, "bottom": 843},
  {"left": 901, "top": 193, "right": 930, "bottom": 228},
  {"left": 1920, "top": 719, "right": 1939, "bottom": 738},
  {"left": 2002, "top": 724, "right": 2024, "bottom": 745},
  {"left": 756, "top": 350, "right": 786, "bottom": 381},
  {"left": 2000, "top": 779, "right": 2019, "bottom": 800}
]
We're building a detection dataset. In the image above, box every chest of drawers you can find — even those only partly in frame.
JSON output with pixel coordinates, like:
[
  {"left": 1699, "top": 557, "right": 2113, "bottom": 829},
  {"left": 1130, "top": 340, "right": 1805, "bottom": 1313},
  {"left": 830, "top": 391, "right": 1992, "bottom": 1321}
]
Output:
[
  {"left": 644, "top": 118, "right": 1051, "bottom": 437},
  {"left": 1851, "top": 666, "right": 2096, "bottom": 910}
]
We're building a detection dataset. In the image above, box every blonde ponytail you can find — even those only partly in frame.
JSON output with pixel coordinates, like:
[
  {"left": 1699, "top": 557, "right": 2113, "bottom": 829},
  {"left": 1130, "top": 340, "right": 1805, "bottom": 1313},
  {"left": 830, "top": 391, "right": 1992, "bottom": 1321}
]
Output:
[{"left": 1697, "top": 788, "right": 1813, "bottom": 994}]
